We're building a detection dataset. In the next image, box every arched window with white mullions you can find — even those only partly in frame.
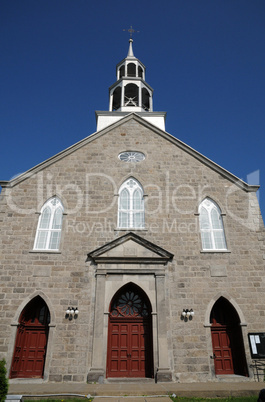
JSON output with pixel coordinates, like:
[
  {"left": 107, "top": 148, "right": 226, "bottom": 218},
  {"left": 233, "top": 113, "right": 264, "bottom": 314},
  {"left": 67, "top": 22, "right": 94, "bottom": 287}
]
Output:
[
  {"left": 118, "top": 178, "right": 144, "bottom": 229},
  {"left": 199, "top": 198, "right": 227, "bottom": 250},
  {"left": 34, "top": 197, "right": 64, "bottom": 250}
]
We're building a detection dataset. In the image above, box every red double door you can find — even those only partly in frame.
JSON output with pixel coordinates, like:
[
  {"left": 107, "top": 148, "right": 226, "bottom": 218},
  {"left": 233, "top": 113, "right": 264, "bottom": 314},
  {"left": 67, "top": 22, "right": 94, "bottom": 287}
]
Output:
[
  {"left": 10, "top": 297, "right": 50, "bottom": 379},
  {"left": 106, "top": 285, "right": 154, "bottom": 378},
  {"left": 107, "top": 320, "right": 153, "bottom": 378}
]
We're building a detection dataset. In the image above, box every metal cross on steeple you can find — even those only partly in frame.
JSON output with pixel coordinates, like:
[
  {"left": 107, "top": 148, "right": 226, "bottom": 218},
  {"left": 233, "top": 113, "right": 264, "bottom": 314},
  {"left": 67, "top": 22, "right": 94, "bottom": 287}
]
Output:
[{"left": 123, "top": 25, "right": 140, "bottom": 39}]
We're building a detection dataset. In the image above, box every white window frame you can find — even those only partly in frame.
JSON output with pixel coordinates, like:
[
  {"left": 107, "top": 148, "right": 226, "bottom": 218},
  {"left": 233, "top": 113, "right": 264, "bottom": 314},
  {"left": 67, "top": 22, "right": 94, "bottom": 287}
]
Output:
[
  {"left": 34, "top": 197, "right": 64, "bottom": 251},
  {"left": 199, "top": 198, "right": 227, "bottom": 251},
  {"left": 118, "top": 178, "right": 144, "bottom": 229}
]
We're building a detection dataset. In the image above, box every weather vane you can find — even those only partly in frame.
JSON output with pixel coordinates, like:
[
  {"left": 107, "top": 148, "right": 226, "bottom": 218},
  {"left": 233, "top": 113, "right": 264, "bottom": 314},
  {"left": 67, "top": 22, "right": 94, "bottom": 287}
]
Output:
[{"left": 123, "top": 25, "right": 140, "bottom": 39}]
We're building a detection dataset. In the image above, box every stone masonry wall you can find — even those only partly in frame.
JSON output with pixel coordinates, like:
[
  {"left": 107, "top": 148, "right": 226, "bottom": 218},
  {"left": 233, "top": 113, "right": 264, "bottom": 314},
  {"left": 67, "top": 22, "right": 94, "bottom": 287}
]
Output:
[{"left": 0, "top": 117, "right": 264, "bottom": 381}]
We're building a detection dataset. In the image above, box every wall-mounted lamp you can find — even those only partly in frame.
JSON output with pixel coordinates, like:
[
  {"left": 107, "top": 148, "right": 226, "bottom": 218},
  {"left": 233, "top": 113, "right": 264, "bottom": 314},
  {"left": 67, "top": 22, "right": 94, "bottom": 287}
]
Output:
[
  {"left": 65, "top": 307, "right": 79, "bottom": 320},
  {"left": 181, "top": 309, "right": 194, "bottom": 321}
]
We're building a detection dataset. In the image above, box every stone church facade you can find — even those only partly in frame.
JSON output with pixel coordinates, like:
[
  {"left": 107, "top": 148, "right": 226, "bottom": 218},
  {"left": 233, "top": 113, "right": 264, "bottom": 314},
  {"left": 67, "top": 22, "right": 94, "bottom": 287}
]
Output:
[{"left": 0, "top": 39, "right": 264, "bottom": 383}]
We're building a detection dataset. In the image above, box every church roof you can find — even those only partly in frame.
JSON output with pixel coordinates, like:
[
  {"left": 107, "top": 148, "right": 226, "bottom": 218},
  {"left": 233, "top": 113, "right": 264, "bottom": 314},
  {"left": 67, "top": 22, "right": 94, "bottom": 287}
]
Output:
[{"left": 0, "top": 112, "right": 259, "bottom": 192}]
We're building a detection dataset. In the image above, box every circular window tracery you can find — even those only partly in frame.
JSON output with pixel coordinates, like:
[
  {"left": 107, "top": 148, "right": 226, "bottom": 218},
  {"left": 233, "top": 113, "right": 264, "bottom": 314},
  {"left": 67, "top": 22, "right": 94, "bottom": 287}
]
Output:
[
  {"left": 118, "top": 151, "right": 145, "bottom": 163},
  {"left": 110, "top": 290, "right": 149, "bottom": 318}
]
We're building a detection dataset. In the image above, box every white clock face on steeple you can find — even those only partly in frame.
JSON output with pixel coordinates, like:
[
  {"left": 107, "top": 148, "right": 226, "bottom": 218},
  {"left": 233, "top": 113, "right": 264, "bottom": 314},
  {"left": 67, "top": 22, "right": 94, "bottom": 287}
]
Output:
[{"left": 118, "top": 151, "right": 145, "bottom": 163}]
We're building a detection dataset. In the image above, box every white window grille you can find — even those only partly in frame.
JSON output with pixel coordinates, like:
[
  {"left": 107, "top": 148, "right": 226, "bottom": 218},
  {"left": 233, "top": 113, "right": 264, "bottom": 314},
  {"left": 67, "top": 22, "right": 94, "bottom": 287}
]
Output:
[
  {"left": 199, "top": 198, "right": 227, "bottom": 250},
  {"left": 34, "top": 197, "right": 64, "bottom": 250},
  {"left": 118, "top": 151, "right": 145, "bottom": 163},
  {"left": 118, "top": 178, "right": 144, "bottom": 229}
]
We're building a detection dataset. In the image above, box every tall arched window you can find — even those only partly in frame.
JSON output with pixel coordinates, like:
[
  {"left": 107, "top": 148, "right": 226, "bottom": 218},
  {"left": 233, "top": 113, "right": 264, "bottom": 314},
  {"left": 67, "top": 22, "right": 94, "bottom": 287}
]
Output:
[
  {"left": 118, "top": 178, "right": 144, "bottom": 229},
  {"left": 34, "top": 197, "right": 64, "bottom": 250},
  {"left": 199, "top": 198, "right": 227, "bottom": 250}
]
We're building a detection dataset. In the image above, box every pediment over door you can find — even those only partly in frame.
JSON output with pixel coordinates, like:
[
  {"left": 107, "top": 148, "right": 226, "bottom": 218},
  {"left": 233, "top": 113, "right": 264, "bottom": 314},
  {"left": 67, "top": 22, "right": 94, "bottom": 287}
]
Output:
[{"left": 87, "top": 232, "right": 173, "bottom": 266}]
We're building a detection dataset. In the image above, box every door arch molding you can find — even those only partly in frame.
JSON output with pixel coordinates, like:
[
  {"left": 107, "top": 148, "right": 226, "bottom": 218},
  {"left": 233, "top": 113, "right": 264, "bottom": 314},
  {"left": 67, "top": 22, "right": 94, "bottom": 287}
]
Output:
[
  {"left": 10, "top": 295, "right": 51, "bottom": 379},
  {"left": 106, "top": 281, "right": 154, "bottom": 313},
  {"left": 106, "top": 282, "right": 154, "bottom": 378},
  {"left": 204, "top": 292, "right": 247, "bottom": 327},
  {"left": 108, "top": 282, "right": 153, "bottom": 318},
  {"left": 8, "top": 292, "right": 55, "bottom": 379},
  {"left": 11, "top": 291, "right": 55, "bottom": 326},
  {"left": 209, "top": 296, "right": 248, "bottom": 376}
]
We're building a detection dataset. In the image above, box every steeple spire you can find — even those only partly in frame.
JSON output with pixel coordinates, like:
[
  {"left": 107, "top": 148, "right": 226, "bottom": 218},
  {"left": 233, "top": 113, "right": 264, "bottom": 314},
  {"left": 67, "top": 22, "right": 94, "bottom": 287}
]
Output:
[{"left": 127, "top": 38, "right": 134, "bottom": 58}]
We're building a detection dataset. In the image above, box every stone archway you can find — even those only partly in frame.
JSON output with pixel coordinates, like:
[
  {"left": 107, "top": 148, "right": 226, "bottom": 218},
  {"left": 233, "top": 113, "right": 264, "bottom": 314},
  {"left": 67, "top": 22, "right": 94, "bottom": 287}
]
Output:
[
  {"left": 86, "top": 232, "right": 173, "bottom": 383},
  {"left": 210, "top": 297, "right": 248, "bottom": 376},
  {"left": 10, "top": 296, "right": 50, "bottom": 378},
  {"left": 106, "top": 283, "right": 154, "bottom": 378}
]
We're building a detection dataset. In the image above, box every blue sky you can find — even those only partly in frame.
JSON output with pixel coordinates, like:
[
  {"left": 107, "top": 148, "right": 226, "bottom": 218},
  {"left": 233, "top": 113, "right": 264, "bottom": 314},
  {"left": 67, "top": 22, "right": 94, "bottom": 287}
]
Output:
[{"left": 1, "top": 0, "right": 265, "bottom": 220}]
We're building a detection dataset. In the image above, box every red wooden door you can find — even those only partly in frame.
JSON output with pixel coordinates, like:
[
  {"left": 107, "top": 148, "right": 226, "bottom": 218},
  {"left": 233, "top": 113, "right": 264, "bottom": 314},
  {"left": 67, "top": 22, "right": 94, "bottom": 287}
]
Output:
[
  {"left": 10, "top": 297, "right": 50, "bottom": 379},
  {"left": 107, "top": 285, "right": 153, "bottom": 378},
  {"left": 18, "top": 327, "right": 48, "bottom": 377},
  {"left": 210, "top": 297, "right": 248, "bottom": 377},
  {"left": 211, "top": 326, "right": 234, "bottom": 374},
  {"left": 107, "top": 320, "right": 152, "bottom": 377}
]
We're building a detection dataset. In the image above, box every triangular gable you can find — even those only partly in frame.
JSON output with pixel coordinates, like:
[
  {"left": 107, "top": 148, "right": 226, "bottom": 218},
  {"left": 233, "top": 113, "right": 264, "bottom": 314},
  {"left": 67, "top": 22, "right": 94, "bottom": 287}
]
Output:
[
  {"left": 87, "top": 232, "right": 174, "bottom": 265},
  {"left": 0, "top": 112, "right": 259, "bottom": 192}
]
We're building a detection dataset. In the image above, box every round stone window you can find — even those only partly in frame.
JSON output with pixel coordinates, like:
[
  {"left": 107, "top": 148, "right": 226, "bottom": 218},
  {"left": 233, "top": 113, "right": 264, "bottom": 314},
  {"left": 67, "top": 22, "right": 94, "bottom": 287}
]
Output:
[{"left": 118, "top": 151, "right": 145, "bottom": 163}]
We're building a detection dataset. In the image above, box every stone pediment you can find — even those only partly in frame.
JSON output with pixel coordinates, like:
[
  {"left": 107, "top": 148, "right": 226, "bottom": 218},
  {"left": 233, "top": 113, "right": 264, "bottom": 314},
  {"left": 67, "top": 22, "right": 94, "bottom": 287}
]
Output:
[
  {"left": 87, "top": 232, "right": 173, "bottom": 265},
  {"left": 0, "top": 113, "right": 259, "bottom": 194}
]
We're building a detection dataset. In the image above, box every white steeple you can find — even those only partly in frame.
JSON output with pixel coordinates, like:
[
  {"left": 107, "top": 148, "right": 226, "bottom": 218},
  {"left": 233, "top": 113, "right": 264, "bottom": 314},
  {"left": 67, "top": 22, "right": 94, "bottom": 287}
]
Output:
[
  {"left": 109, "top": 38, "right": 153, "bottom": 113},
  {"left": 95, "top": 39, "right": 166, "bottom": 131},
  {"left": 127, "top": 38, "right": 134, "bottom": 57}
]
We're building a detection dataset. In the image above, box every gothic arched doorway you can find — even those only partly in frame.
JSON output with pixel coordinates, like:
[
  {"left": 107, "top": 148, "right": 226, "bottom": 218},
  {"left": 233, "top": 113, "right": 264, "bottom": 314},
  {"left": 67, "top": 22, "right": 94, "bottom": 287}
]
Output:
[
  {"left": 210, "top": 297, "right": 248, "bottom": 376},
  {"left": 10, "top": 296, "right": 50, "bottom": 378},
  {"left": 106, "top": 283, "right": 154, "bottom": 378}
]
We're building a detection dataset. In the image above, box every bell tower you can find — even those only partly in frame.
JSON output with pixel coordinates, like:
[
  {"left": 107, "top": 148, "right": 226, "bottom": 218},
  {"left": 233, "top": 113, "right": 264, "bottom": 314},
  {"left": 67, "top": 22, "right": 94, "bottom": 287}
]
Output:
[
  {"left": 109, "top": 38, "right": 153, "bottom": 113},
  {"left": 95, "top": 39, "right": 166, "bottom": 131}
]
